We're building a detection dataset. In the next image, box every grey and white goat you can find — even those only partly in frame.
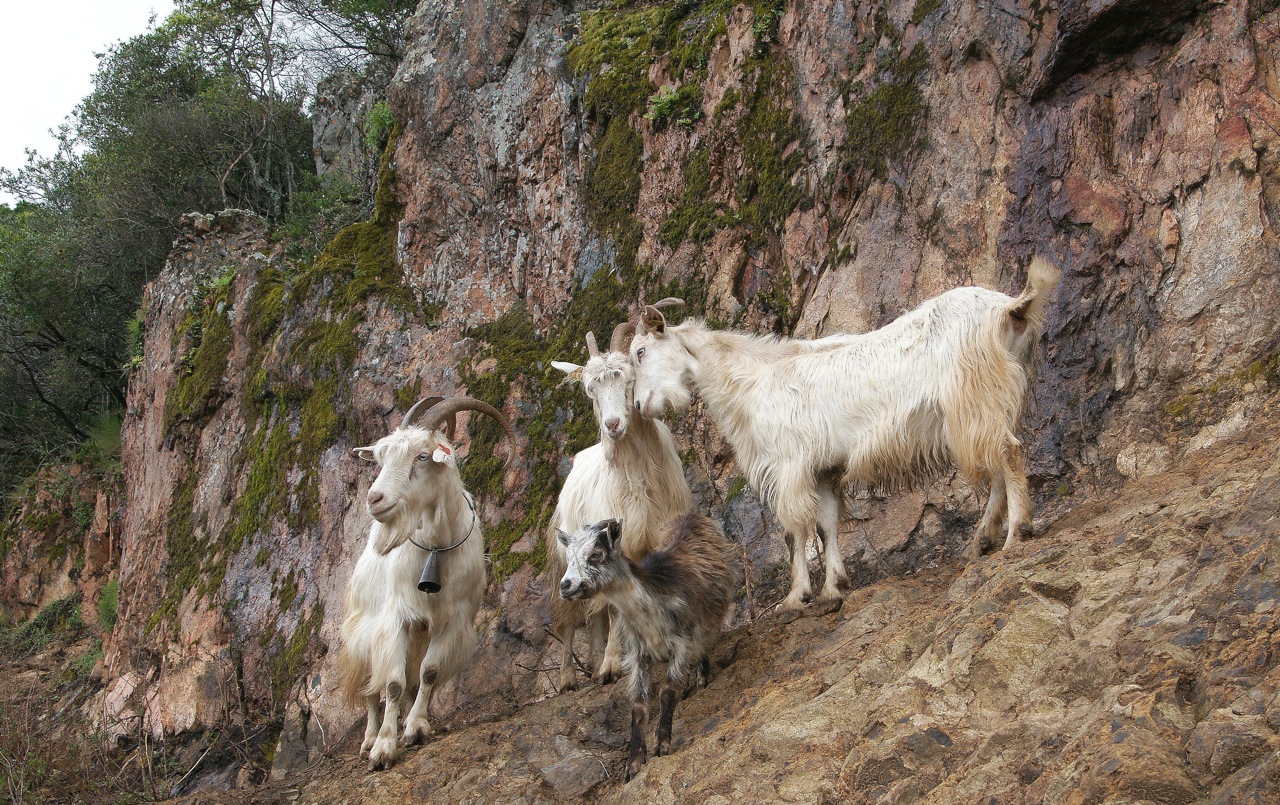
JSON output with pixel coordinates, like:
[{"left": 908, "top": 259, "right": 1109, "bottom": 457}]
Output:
[
  {"left": 558, "top": 514, "right": 738, "bottom": 781},
  {"left": 547, "top": 316, "right": 691, "bottom": 691},
  {"left": 338, "top": 396, "right": 515, "bottom": 770},
  {"left": 630, "top": 257, "right": 1060, "bottom": 610}
]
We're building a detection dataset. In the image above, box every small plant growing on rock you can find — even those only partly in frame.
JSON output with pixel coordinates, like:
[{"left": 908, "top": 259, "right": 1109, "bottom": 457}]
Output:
[{"left": 645, "top": 84, "right": 702, "bottom": 129}]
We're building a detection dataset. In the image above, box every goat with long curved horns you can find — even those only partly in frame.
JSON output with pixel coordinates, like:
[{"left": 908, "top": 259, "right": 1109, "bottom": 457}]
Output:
[{"left": 338, "top": 396, "right": 515, "bottom": 770}]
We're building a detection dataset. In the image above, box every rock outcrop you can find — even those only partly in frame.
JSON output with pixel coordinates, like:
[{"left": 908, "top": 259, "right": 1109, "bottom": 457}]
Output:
[{"left": 65, "top": 0, "right": 1280, "bottom": 799}]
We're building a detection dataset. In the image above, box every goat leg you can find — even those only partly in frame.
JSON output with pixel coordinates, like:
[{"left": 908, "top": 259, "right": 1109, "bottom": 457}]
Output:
[
  {"left": 556, "top": 618, "right": 579, "bottom": 692},
  {"left": 969, "top": 468, "right": 1008, "bottom": 562},
  {"left": 587, "top": 608, "right": 612, "bottom": 682},
  {"left": 595, "top": 615, "right": 625, "bottom": 684},
  {"left": 780, "top": 529, "right": 814, "bottom": 611},
  {"left": 816, "top": 485, "right": 846, "bottom": 605},
  {"left": 369, "top": 681, "right": 402, "bottom": 771},
  {"left": 655, "top": 683, "right": 678, "bottom": 758},
  {"left": 401, "top": 665, "right": 435, "bottom": 747},
  {"left": 1001, "top": 438, "right": 1033, "bottom": 551},
  {"left": 626, "top": 699, "right": 649, "bottom": 782},
  {"left": 361, "top": 694, "right": 381, "bottom": 754}
]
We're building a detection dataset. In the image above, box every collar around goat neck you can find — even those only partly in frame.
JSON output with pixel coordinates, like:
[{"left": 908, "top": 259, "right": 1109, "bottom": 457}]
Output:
[{"left": 406, "top": 494, "right": 477, "bottom": 554}]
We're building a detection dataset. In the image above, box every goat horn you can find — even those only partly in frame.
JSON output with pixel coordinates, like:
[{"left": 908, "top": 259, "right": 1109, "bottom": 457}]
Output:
[
  {"left": 401, "top": 396, "right": 446, "bottom": 430},
  {"left": 651, "top": 297, "right": 686, "bottom": 310},
  {"left": 609, "top": 321, "right": 636, "bottom": 353},
  {"left": 414, "top": 396, "right": 519, "bottom": 468},
  {"left": 585, "top": 331, "right": 600, "bottom": 359}
]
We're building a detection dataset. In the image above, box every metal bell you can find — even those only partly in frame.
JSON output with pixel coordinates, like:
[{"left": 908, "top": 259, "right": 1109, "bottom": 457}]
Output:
[{"left": 418, "top": 550, "right": 441, "bottom": 593}]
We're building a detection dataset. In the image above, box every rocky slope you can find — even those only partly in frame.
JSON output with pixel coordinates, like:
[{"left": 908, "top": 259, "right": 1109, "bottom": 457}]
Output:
[
  {"left": 6, "top": 0, "right": 1279, "bottom": 799},
  {"left": 265, "top": 393, "right": 1280, "bottom": 802}
]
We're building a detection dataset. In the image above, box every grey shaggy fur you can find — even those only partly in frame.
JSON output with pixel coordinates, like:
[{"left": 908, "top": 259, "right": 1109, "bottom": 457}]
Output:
[{"left": 557, "top": 513, "right": 739, "bottom": 781}]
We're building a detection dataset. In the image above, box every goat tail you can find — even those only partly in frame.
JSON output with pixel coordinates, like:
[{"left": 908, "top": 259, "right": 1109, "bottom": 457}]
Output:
[
  {"left": 336, "top": 643, "right": 369, "bottom": 709},
  {"left": 1006, "top": 256, "right": 1060, "bottom": 340}
]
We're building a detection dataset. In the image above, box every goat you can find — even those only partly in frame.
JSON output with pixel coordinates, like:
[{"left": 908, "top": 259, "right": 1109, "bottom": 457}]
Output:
[
  {"left": 337, "top": 396, "right": 515, "bottom": 770},
  {"left": 630, "top": 256, "right": 1061, "bottom": 610},
  {"left": 547, "top": 314, "right": 691, "bottom": 691},
  {"left": 557, "top": 514, "right": 738, "bottom": 781}
]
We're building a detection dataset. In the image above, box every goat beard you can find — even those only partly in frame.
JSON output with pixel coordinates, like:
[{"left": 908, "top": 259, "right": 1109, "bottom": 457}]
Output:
[{"left": 370, "top": 509, "right": 416, "bottom": 555}]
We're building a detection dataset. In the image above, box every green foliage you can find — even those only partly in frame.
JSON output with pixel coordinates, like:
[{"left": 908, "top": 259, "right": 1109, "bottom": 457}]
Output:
[
  {"left": 364, "top": 100, "right": 396, "bottom": 149},
  {"left": 658, "top": 147, "right": 725, "bottom": 247},
  {"left": 277, "top": 174, "right": 369, "bottom": 262},
  {"left": 0, "top": 597, "right": 85, "bottom": 659},
  {"left": 843, "top": 43, "right": 930, "bottom": 183},
  {"left": 910, "top": 0, "right": 943, "bottom": 26},
  {"left": 78, "top": 412, "right": 123, "bottom": 474},
  {"left": 585, "top": 117, "right": 645, "bottom": 236},
  {"left": 68, "top": 639, "right": 104, "bottom": 681},
  {"left": 124, "top": 306, "right": 147, "bottom": 371},
  {"left": 98, "top": 580, "right": 121, "bottom": 634},
  {"left": 0, "top": 0, "right": 322, "bottom": 500},
  {"left": 645, "top": 84, "right": 703, "bottom": 129},
  {"left": 165, "top": 309, "right": 234, "bottom": 431},
  {"left": 734, "top": 53, "right": 805, "bottom": 248}
]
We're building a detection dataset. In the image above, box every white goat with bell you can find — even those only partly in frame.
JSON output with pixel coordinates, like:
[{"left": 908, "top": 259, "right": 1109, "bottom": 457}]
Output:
[
  {"left": 630, "top": 257, "right": 1061, "bottom": 610},
  {"left": 547, "top": 313, "right": 691, "bottom": 691},
  {"left": 338, "top": 396, "right": 515, "bottom": 770}
]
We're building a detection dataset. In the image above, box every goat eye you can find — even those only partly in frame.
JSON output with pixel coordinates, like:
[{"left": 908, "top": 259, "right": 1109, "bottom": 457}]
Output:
[
  {"left": 635, "top": 347, "right": 645, "bottom": 362},
  {"left": 589, "top": 550, "right": 605, "bottom": 564},
  {"left": 416, "top": 453, "right": 430, "bottom": 462}
]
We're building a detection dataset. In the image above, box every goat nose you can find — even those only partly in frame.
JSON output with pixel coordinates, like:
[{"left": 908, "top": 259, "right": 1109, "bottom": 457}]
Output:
[
  {"left": 559, "top": 579, "right": 573, "bottom": 594},
  {"left": 368, "top": 490, "right": 385, "bottom": 507},
  {"left": 604, "top": 417, "right": 620, "bottom": 432}
]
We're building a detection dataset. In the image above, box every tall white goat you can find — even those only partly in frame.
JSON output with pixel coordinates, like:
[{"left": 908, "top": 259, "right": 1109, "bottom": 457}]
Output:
[
  {"left": 547, "top": 315, "right": 691, "bottom": 691},
  {"left": 630, "top": 257, "right": 1061, "bottom": 610},
  {"left": 338, "top": 396, "right": 515, "bottom": 770}
]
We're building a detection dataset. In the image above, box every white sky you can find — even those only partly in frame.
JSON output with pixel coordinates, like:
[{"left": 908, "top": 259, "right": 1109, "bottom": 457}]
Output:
[{"left": 0, "top": 0, "right": 176, "bottom": 206}]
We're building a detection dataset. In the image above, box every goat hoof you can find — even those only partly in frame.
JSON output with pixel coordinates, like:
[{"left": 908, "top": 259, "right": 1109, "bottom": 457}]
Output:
[
  {"left": 625, "top": 759, "right": 645, "bottom": 783},
  {"left": 368, "top": 738, "right": 399, "bottom": 770},
  {"left": 779, "top": 592, "right": 809, "bottom": 612},
  {"left": 594, "top": 660, "right": 622, "bottom": 684},
  {"left": 813, "top": 593, "right": 843, "bottom": 615},
  {"left": 402, "top": 726, "right": 430, "bottom": 747},
  {"left": 1018, "top": 522, "right": 1034, "bottom": 540},
  {"left": 557, "top": 672, "right": 578, "bottom": 693}
]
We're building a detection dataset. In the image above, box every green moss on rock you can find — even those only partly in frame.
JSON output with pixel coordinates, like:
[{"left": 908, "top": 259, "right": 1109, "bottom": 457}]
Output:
[
  {"left": 843, "top": 43, "right": 930, "bottom": 183},
  {"left": 165, "top": 286, "right": 235, "bottom": 432}
]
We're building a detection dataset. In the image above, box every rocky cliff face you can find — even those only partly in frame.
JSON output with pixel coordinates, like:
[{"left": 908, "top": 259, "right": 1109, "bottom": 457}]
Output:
[{"left": 75, "top": 0, "right": 1280, "bottom": 798}]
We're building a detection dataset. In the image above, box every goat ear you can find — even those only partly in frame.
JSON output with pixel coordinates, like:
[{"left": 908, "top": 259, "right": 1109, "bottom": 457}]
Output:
[
  {"left": 556, "top": 529, "right": 572, "bottom": 548},
  {"left": 640, "top": 305, "right": 667, "bottom": 335},
  {"left": 352, "top": 446, "right": 376, "bottom": 462},
  {"left": 551, "top": 361, "right": 584, "bottom": 385},
  {"left": 431, "top": 434, "right": 456, "bottom": 466}
]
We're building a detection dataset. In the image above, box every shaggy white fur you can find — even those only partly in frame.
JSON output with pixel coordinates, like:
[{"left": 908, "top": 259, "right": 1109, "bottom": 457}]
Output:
[
  {"left": 631, "top": 257, "right": 1061, "bottom": 610},
  {"left": 548, "top": 331, "right": 691, "bottom": 691}
]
